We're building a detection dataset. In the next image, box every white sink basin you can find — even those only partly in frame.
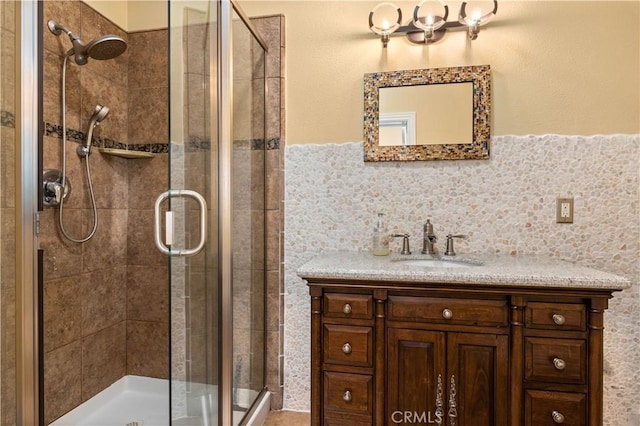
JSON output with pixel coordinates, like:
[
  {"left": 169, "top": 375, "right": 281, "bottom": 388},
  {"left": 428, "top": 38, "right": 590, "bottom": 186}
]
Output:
[{"left": 396, "top": 258, "right": 478, "bottom": 269}]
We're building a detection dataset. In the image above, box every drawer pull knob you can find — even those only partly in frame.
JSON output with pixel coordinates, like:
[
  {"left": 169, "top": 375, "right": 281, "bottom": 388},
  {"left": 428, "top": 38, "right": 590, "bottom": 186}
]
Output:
[
  {"left": 342, "top": 343, "right": 352, "bottom": 354},
  {"left": 343, "top": 390, "right": 352, "bottom": 402},
  {"left": 442, "top": 309, "right": 453, "bottom": 320},
  {"left": 551, "top": 410, "right": 565, "bottom": 423},
  {"left": 342, "top": 303, "right": 352, "bottom": 315},
  {"left": 552, "top": 314, "right": 566, "bottom": 325},
  {"left": 553, "top": 357, "right": 566, "bottom": 370}
]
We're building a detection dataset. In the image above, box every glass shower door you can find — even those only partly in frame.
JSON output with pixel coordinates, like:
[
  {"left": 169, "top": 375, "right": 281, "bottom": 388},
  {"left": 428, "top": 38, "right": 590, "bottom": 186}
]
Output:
[
  {"left": 164, "top": 1, "right": 266, "bottom": 425},
  {"left": 166, "top": 1, "right": 219, "bottom": 424},
  {"left": 230, "top": 5, "right": 266, "bottom": 424}
]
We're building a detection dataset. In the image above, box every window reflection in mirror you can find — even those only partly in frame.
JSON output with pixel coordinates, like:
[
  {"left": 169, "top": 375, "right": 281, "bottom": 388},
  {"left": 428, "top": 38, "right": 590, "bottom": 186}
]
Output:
[{"left": 363, "top": 65, "right": 491, "bottom": 162}]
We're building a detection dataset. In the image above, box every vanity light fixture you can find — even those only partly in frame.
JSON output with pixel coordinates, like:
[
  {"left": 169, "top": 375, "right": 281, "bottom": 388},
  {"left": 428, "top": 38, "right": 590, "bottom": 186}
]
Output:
[
  {"left": 368, "top": 2, "right": 403, "bottom": 47},
  {"left": 369, "top": 0, "right": 498, "bottom": 47}
]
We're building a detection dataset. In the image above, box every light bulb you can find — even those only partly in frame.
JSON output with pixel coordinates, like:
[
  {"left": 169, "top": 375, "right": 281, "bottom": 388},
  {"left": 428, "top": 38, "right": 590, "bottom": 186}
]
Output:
[{"left": 472, "top": 9, "right": 482, "bottom": 23}]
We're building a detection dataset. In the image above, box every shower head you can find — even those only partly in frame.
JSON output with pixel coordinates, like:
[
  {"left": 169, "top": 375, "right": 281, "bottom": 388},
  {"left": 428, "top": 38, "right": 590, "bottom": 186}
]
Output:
[
  {"left": 84, "top": 35, "right": 128, "bottom": 61},
  {"left": 78, "top": 105, "right": 110, "bottom": 157},
  {"left": 47, "top": 20, "right": 127, "bottom": 65}
]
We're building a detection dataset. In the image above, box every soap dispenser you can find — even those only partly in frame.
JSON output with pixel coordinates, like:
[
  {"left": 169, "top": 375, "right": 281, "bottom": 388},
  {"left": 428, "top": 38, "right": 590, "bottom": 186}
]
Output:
[{"left": 372, "top": 213, "right": 390, "bottom": 256}]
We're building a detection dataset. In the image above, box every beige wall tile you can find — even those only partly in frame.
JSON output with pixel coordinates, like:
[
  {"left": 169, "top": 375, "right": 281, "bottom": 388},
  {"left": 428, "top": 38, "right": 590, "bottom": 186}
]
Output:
[
  {"left": 44, "top": 341, "right": 82, "bottom": 424},
  {"left": 81, "top": 267, "right": 126, "bottom": 336},
  {"left": 81, "top": 322, "right": 126, "bottom": 401},
  {"left": 127, "top": 87, "right": 168, "bottom": 144},
  {"left": 81, "top": 208, "right": 127, "bottom": 272},
  {"left": 127, "top": 154, "right": 167, "bottom": 209},
  {"left": 43, "top": 275, "right": 82, "bottom": 352},
  {"left": 128, "top": 30, "right": 168, "bottom": 90},
  {"left": 126, "top": 320, "right": 169, "bottom": 379},
  {"left": 127, "top": 208, "right": 166, "bottom": 267},
  {"left": 127, "top": 265, "right": 168, "bottom": 323}
]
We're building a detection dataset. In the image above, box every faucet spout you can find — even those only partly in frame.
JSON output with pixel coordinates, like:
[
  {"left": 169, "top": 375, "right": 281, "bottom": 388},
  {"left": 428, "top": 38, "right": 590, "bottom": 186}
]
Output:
[{"left": 422, "top": 219, "right": 437, "bottom": 255}]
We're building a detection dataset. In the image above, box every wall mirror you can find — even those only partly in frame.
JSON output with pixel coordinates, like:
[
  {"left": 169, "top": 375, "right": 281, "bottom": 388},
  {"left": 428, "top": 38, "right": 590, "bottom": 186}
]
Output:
[{"left": 363, "top": 65, "right": 491, "bottom": 161}]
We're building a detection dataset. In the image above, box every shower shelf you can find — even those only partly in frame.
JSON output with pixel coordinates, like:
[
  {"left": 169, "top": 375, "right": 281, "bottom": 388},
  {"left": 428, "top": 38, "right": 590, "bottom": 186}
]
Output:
[{"left": 98, "top": 148, "right": 156, "bottom": 159}]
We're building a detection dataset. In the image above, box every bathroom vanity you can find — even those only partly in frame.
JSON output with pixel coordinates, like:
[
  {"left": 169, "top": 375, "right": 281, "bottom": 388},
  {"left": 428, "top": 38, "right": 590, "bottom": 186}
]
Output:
[{"left": 298, "top": 252, "right": 630, "bottom": 426}]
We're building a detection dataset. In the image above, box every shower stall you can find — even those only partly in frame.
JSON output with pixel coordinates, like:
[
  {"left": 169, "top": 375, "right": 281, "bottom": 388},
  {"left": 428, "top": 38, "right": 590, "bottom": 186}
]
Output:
[{"left": 2, "top": 0, "right": 275, "bottom": 424}]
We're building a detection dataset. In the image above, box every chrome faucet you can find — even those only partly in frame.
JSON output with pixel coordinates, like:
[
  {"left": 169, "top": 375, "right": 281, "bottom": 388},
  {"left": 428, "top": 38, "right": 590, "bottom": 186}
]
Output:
[{"left": 422, "top": 219, "right": 437, "bottom": 255}]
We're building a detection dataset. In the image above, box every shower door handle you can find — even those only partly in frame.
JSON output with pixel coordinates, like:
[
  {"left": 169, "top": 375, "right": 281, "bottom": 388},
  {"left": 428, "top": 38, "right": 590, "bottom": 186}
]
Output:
[{"left": 154, "top": 189, "right": 207, "bottom": 256}]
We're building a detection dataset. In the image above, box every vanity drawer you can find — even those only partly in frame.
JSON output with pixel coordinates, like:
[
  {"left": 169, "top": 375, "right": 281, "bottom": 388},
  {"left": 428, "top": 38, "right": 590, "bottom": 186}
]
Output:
[
  {"left": 525, "top": 337, "right": 586, "bottom": 384},
  {"left": 323, "top": 324, "right": 373, "bottom": 367},
  {"left": 323, "top": 371, "right": 373, "bottom": 417},
  {"left": 388, "top": 295, "right": 508, "bottom": 327},
  {"left": 525, "top": 390, "right": 586, "bottom": 426},
  {"left": 324, "top": 293, "right": 373, "bottom": 320},
  {"left": 525, "top": 302, "right": 586, "bottom": 331}
]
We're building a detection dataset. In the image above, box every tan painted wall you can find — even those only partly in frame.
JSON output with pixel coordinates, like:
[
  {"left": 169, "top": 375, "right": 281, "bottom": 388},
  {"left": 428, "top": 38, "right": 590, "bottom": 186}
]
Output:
[
  {"left": 242, "top": 1, "right": 640, "bottom": 144},
  {"left": 83, "top": 0, "right": 169, "bottom": 31}
]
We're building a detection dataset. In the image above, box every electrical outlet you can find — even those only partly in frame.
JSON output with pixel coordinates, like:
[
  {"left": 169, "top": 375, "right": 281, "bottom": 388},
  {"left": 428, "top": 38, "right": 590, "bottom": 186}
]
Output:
[{"left": 556, "top": 197, "right": 574, "bottom": 223}]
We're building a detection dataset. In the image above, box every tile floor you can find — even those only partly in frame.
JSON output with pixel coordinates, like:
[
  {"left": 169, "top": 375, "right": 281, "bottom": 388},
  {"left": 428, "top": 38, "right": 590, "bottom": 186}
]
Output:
[{"left": 265, "top": 410, "right": 310, "bottom": 425}]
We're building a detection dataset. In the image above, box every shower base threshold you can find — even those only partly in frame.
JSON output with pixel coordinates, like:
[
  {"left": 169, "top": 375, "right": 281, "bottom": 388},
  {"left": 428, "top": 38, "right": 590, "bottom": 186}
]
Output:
[
  {"left": 50, "top": 375, "right": 169, "bottom": 426},
  {"left": 49, "top": 375, "right": 267, "bottom": 426}
]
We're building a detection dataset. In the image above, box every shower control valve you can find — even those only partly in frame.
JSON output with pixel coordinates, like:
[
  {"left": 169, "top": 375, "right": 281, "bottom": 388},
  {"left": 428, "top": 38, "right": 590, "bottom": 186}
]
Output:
[{"left": 42, "top": 169, "right": 71, "bottom": 207}]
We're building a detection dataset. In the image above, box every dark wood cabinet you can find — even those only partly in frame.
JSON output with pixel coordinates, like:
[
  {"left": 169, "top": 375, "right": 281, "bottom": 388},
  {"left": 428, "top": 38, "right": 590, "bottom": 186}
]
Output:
[
  {"left": 387, "top": 297, "right": 509, "bottom": 426},
  {"left": 307, "top": 280, "right": 615, "bottom": 426},
  {"left": 387, "top": 328, "right": 445, "bottom": 424}
]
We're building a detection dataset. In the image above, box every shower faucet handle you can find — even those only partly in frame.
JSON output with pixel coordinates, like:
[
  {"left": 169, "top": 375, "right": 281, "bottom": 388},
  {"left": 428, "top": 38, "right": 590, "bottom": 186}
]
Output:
[{"left": 44, "top": 181, "right": 63, "bottom": 204}]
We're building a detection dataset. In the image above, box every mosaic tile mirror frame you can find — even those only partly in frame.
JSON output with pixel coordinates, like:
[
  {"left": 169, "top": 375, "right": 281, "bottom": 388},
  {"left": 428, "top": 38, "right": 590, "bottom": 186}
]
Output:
[{"left": 363, "top": 65, "right": 491, "bottom": 161}]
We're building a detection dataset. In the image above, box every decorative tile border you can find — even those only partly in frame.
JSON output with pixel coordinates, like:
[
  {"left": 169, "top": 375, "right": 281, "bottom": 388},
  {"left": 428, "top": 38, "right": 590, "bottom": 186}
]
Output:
[
  {"left": 182, "top": 135, "right": 278, "bottom": 152},
  {"left": 1, "top": 110, "right": 15, "bottom": 128},
  {"left": 363, "top": 65, "right": 491, "bottom": 161},
  {"left": 44, "top": 120, "right": 168, "bottom": 154},
  {"left": 42, "top": 122, "right": 278, "bottom": 155}
]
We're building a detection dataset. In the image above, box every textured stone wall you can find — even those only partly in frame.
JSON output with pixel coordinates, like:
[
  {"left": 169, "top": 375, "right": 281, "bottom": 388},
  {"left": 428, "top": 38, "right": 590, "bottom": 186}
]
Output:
[{"left": 284, "top": 134, "right": 639, "bottom": 426}]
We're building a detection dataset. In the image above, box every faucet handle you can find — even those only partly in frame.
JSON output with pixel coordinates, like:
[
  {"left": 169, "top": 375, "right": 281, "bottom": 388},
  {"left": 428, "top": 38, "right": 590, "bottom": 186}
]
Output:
[
  {"left": 391, "top": 233, "right": 411, "bottom": 255},
  {"left": 444, "top": 234, "right": 468, "bottom": 256}
]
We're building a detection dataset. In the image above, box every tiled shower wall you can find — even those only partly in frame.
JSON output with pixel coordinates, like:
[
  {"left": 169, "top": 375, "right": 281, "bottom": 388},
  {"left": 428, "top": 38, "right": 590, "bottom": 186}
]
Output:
[
  {"left": 0, "top": 1, "right": 17, "bottom": 425},
  {"left": 251, "top": 15, "right": 286, "bottom": 410},
  {"left": 41, "top": 1, "right": 285, "bottom": 421},
  {"left": 41, "top": 1, "right": 168, "bottom": 423},
  {"left": 284, "top": 135, "right": 639, "bottom": 426}
]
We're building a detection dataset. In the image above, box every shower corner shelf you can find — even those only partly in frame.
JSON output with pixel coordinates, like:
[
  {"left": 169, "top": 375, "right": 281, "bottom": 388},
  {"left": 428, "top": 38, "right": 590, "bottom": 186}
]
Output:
[{"left": 98, "top": 148, "right": 156, "bottom": 159}]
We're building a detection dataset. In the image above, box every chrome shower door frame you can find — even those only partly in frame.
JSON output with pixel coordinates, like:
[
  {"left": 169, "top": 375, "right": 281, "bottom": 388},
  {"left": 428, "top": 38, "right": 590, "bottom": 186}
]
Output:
[{"left": 18, "top": 0, "right": 41, "bottom": 424}]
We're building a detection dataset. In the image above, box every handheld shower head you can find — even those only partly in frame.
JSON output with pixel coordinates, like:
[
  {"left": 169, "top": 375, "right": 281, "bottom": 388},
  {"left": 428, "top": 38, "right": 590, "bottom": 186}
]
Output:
[
  {"left": 89, "top": 104, "right": 110, "bottom": 126},
  {"left": 47, "top": 20, "right": 127, "bottom": 65},
  {"left": 78, "top": 105, "right": 110, "bottom": 157}
]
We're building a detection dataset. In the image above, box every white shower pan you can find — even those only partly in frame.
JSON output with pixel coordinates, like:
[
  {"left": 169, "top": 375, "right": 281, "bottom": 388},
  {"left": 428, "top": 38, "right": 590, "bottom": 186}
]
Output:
[{"left": 50, "top": 375, "right": 268, "bottom": 426}]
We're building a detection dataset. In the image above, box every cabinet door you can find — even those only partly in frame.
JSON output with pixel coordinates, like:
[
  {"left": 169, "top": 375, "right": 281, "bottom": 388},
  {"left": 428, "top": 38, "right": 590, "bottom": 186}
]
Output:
[
  {"left": 447, "top": 332, "right": 509, "bottom": 426},
  {"left": 388, "top": 328, "right": 446, "bottom": 425}
]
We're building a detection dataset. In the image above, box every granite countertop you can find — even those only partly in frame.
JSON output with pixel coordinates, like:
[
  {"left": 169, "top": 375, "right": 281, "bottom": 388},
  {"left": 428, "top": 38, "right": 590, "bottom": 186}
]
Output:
[{"left": 297, "top": 251, "right": 632, "bottom": 290}]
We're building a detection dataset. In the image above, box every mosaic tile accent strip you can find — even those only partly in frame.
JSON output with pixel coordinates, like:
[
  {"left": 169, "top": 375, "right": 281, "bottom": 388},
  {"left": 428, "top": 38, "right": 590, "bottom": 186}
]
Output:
[
  {"left": 43, "top": 125, "right": 277, "bottom": 156},
  {"left": 363, "top": 65, "right": 491, "bottom": 161},
  {"left": 44, "top": 121, "right": 169, "bottom": 153},
  {"left": 1, "top": 110, "right": 15, "bottom": 128},
  {"left": 266, "top": 137, "right": 280, "bottom": 150},
  {"left": 181, "top": 136, "right": 277, "bottom": 152},
  {"left": 284, "top": 134, "right": 639, "bottom": 426}
]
